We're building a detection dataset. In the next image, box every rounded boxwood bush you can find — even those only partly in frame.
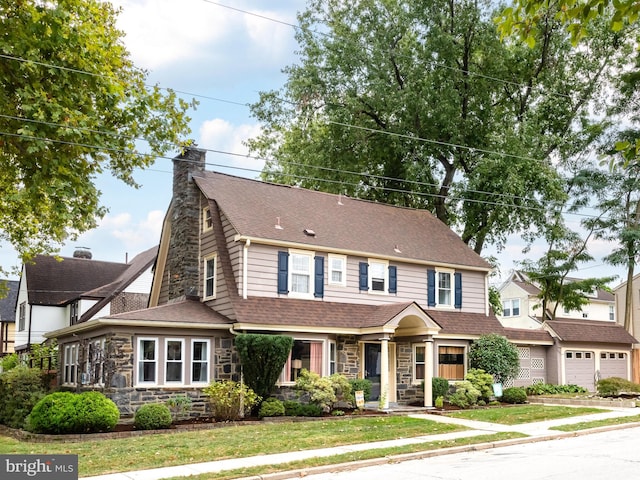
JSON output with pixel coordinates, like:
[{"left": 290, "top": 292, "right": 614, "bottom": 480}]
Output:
[
  {"left": 258, "top": 398, "right": 285, "bottom": 418},
  {"left": 76, "top": 391, "right": 119, "bottom": 432},
  {"left": 134, "top": 403, "right": 173, "bottom": 430},
  {"left": 27, "top": 391, "right": 120, "bottom": 434},
  {"left": 501, "top": 387, "right": 528, "bottom": 404}
]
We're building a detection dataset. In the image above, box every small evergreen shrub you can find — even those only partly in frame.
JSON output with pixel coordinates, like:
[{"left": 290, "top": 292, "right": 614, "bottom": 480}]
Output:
[
  {"left": 27, "top": 391, "right": 119, "bottom": 434},
  {"left": 281, "top": 400, "right": 322, "bottom": 417},
  {"left": 0, "top": 366, "right": 50, "bottom": 428},
  {"left": 465, "top": 369, "right": 494, "bottom": 401},
  {"left": 434, "top": 396, "right": 444, "bottom": 409},
  {"left": 349, "top": 379, "right": 372, "bottom": 402},
  {"left": 134, "top": 404, "right": 172, "bottom": 430},
  {"left": 203, "top": 380, "right": 260, "bottom": 421},
  {"left": 447, "top": 381, "right": 480, "bottom": 409},
  {"left": 432, "top": 377, "right": 450, "bottom": 403},
  {"left": 501, "top": 387, "right": 528, "bottom": 404},
  {"left": 283, "top": 400, "right": 302, "bottom": 416},
  {"left": 597, "top": 377, "right": 640, "bottom": 396},
  {"left": 258, "top": 398, "right": 285, "bottom": 418}
]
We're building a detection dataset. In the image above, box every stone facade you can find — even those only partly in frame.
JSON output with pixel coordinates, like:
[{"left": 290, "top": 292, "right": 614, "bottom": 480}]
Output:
[
  {"left": 396, "top": 341, "right": 424, "bottom": 404},
  {"left": 167, "top": 147, "right": 206, "bottom": 300},
  {"left": 336, "top": 335, "right": 359, "bottom": 378}
]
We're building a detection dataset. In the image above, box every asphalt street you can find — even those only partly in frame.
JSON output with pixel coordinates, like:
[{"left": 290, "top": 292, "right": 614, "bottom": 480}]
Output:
[{"left": 297, "top": 425, "right": 640, "bottom": 480}]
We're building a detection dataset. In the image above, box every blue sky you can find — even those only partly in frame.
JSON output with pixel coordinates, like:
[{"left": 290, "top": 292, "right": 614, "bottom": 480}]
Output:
[{"left": 0, "top": 0, "right": 627, "bottom": 287}]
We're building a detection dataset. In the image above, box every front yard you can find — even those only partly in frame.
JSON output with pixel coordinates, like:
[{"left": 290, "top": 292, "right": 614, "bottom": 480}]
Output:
[{"left": 1, "top": 404, "right": 635, "bottom": 478}]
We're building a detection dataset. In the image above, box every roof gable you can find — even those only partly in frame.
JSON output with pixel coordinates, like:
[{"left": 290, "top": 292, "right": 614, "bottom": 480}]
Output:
[
  {"left": 0, "top": 280, "right": 19, "bottom": 322},
  {"left": 194, "top": 172, "right": 490, "bottom": 270}
]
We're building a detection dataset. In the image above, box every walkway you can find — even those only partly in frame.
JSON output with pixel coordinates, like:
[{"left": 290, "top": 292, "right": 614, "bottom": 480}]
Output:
[{"left": 83, "top": 406, "right": 640, "bottom": 480}]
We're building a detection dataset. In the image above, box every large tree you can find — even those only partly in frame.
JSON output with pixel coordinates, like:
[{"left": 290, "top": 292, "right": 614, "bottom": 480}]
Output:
[
  {"left": 0, "top": 0, "right": 194, "bottom": 263},
  {"left": 248, "top": 0, "right": 627, "bottom": 254}
]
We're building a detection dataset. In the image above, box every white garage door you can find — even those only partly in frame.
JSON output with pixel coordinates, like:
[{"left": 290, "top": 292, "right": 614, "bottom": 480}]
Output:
[
  {"left": 565, "top": 351, "right": 595, "bottom": 391},
  {"left": 600, "top": 352, "right": 628, "bottom": 380}
]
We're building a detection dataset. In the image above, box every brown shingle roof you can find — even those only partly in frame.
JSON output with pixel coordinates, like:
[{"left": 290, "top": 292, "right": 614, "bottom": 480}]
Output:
[
  {"left": 104, "top": 298, "right": 232, "bottom": 325},
  {"left": 25, "top": 256, "right": 128, "bottom": 306},
  {"left": 503, "top": 327, "right": 554, "bottom": 343},
  {"left": 545, "top": 318, "right": 637, "bottom": 344},
  {"left": 425, "top": 310, "right": 505, "bottom": 337},
  {"left": 194, "top": 172, "right": 490, "bottom": 270},
  {"left": 234, "top": 297, "right": 417, "bottom": 330}
]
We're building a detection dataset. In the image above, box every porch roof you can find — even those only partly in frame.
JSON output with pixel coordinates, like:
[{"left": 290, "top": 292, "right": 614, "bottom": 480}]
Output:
[{"left": 425, "top": 309, "right": 505, "bottom": 337}]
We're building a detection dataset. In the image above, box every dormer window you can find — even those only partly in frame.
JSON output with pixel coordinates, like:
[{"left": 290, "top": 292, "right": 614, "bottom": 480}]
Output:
[
  {"left": 202, "top": 206, "right": 213, "bottom": 232},
  {"left": 70, "top": 301, "right": 79, "bottom": 324}
]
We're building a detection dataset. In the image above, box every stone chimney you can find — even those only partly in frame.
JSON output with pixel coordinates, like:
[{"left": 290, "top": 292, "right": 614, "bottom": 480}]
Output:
[{"left": 167, "top": 147, "right": 206, "bottom": 300}]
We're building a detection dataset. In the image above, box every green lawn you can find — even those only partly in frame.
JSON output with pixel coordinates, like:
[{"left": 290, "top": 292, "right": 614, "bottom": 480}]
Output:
[
  {"left": 446, "top": 404, "right": 606, "bottom": 424},
  {"left": 551, "top": 413, "right": 640, "bottom": 431},
  {"left": 0, "top": 416, "right": 466, "bottom": 477}
]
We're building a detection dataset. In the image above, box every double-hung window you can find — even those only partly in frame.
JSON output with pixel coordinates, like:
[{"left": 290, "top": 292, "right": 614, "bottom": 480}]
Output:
[
  {"left": 328, "top": 254, "right": 346, "bottom": 286},
  {"left": 414, "top": 345, "right": 426, "bottom": 383},
  {"left": 191, "top": 339, "right": 210, "bottom": 384},
  {"left": 502, "top": 299, "right": 521, "bottom": 317},
  {"left": 138, "top": 338, "right": 157, "bottom": 384},
  {"left": 18, "top": 302, "right": 25, "bottom": 331},
  {"left": 203, "top": 254, "right": 216, "bottom": 300},
  {"left": 437, "top": 270, "right": 452, "bottom": 306},
  {"left": 166, "top": 339, "right": 184, "bottom": 384},
  {"left": 63, "top": 344, "right": 79, "bottom": 385},
  {"left": 202, "top": 206, "right": 213, "bottom": 232},
  {"left": 290, "top": 251, "right": 313, "bottom": 297},
  {"left": 369, "top": 259, "right": 388, "bottom": 293}
]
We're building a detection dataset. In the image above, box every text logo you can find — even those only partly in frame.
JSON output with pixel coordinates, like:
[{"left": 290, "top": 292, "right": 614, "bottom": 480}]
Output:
[{"left": 1, "top": 455, "right": 78, "bottom": 480}]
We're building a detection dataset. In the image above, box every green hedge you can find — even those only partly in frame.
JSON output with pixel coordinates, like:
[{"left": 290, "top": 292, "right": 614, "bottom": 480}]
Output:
[
  {"left": 0, "top": 366, "right": 51, "bottom": 429},
  {"left": 134, "top": 404, "right": 172, "bottom": 430}
]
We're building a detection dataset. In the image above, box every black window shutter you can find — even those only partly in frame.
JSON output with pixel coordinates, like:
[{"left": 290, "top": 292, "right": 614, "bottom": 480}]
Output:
[
  {"left": 427, "top": 269, "right": 436, "bottom": 307},
  {"left": 277, "top": 251, "right": 289, "bottom": 294},
  {"left": 314, "top": 256, "right": 324, "bottom": 298},
  {"left": 388, "top": 266, "right": 397, "bottom": 294},
  {"left": 454, "top": 272, "right": 462, "bottom": 308},
  {"left": 359, "top": 262, "right": 368, "bottom": 291}
]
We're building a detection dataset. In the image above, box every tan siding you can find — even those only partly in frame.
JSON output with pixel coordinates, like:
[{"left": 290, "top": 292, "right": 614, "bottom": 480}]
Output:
[
  {"left": 245, "top": 244, "right": 488, "bottom": 312},
  {"left": 199, "top": 218, "right": 235, "bottom": 319}
]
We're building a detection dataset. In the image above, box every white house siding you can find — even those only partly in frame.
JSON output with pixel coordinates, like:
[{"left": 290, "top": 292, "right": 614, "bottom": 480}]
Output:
[
  {"left": 498, "top": 282, "right": 539, "bottom": 329},
  {"left": 558, "top": 300, "right": 614, "bottom": 322},
  {"left": 18, "top": 305, "right": 67, "bottom": 347},
  {"left": 125, "top": 267, "right": 153, "bottom": 294}
]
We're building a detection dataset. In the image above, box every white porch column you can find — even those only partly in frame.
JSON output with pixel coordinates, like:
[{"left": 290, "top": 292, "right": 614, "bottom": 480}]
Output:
[
  {"left": 424, "top": 336, "right": 434, "bottom": 408},
  {"left": 380, "top": 336, "right": 390, "bottom": 409}
]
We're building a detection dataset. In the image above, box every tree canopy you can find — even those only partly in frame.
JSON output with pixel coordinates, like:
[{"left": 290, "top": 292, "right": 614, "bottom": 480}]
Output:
[
  {"left": 0, "top": 0, "right": 195, "bottom": 264},
  {"left": 248, "top": 0, "right": 629, "bottom": 255}
]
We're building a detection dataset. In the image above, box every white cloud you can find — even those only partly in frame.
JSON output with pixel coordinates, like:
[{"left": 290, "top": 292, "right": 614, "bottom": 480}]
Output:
[
  {"left": 110, "top": 0, "right": 235, "bottom": 70},
  {"left": 199, "top": 119, "right": 264, "bottom": 171}
]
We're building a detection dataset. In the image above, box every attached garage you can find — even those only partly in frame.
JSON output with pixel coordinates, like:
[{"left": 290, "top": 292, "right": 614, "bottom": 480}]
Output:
[
  {"left": 565, "top": 350, "right": 595, "bottom": 391},
  {"left": 600, "top": 352, "right": 628, "bottom": 380}
]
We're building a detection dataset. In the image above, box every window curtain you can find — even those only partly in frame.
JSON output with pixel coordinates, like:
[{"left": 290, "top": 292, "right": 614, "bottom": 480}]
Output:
[
  {"left": 281, "top": 353, "right": 292, "bottom": 383},
  {"left": 310, "top": 342, "right": 323, "bottom": 374}
]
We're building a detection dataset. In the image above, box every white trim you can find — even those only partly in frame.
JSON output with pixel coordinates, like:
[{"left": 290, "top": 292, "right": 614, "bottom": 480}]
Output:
[
  {"left": 165, "top": 338, "right": 185, "bottom": 385},
  {"left": 191, "top": 338, "right": 211, "bottom": 385},
  {"left": 136, "top": 337, "right": 158, "bottom": 386},
  {"left": 412, "top": 343, "right": 426, "bottom": 385},
  {"left": 328, "top": 254, "right": 347, "bottom": 287},
  {"left": 288, "top": 249, "right": 315, "bottom": 299},
  {"left": 368, "top": 258, "right": 389, "bottom": 295},
  {"left": 435, "top": 268, "right": 454, "bottom": 308},
  {"left": 203, "top": 254, "right": 217, "bottom": 300}
]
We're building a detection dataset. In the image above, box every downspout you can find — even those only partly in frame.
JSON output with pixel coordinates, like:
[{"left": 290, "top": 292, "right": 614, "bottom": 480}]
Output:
[{"left": 242, "top": 239, "right": 250, "bottom": 300}]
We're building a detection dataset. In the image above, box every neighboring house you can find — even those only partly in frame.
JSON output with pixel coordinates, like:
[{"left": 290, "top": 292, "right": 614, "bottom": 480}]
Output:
[
  {"left": 612, "top": 274, "right": 640, "bottom": 382},
  {"left": 0, "top": 280, "right": 19, "bottom": 355},
  {"left": 48, "top": 148, "right": 551, "bottom": 416},
  {"left": 498, "top": 270, "right": 637, "bottom": 391},
  {"left": 15, "top": 246, "right": 157, "bottom": 357}
]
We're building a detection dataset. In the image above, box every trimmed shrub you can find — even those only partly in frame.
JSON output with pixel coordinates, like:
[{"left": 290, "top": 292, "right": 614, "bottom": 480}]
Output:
[
  {"left": 203, "top": 380, "right": 260, "bottom": 421},
  {"left": 27, "top": 392, "right": 79, "bottom": 434},
  {"left": 468, "top": 334, "right": 519, "bottom": 384},
  {"left": 525, "top": 383, "right": 588, "bottom": 395},
  {"left": 234, "top": 334, "right": 294, "bottom": 400},
  {"left": 134, "top": 404, "right": 172, "bottom": 430},
  {"left": 0, "top": 366, "right": 50, "bottom": 428},
  {"left": 281, "top": 400, "right": 323, "bottom": 417},
  {"left": 258, "top": 398, "right": 285, "bottom": 418},
  {"left": 432, "top": 377, "right": 450, "bottom": 403},
  {"left": 465, "top": 369, "right": 494, "bottom": 402},
  {"left": 501, "top": 387, "right": 528, "bottom": 404},
  {"left": 27, "top": 391, "right": 119, "bottom": 434},
  {"left": 349, "top": 378, "right": 372, "bottom": 403},
  {"left": 447, "top": 381, "right": 480, "bottom": 409},
  {"left": 76, "top": 391, "right": 119, "bottom": 432},
  {"left": 295, "top": 370, "right": 352, "bottom": 411},
  {"left": 597, "top": 377, "right": 640, "bottom": 396}
]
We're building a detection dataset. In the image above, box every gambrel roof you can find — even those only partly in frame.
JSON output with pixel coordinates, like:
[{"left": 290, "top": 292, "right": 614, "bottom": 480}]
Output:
[{"left": 194, "top": 171, "right": 491, "bottom": 271}]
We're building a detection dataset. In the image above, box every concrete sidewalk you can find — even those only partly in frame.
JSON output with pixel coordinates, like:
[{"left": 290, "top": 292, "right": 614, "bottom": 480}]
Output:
[{"left": 82, "top": 406, "right": 640, "bottom": 480}]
